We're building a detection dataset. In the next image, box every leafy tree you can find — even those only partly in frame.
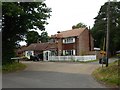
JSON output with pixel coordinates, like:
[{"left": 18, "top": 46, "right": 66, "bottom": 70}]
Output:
[
  {"left": 40, "top": 31, "right": 49, "bottom": 43},
  {"left": 25, "top": 31, "right": 40, "bottom": 46},
  {"left": 25, "top": 31, "right": 49, "bottom": 45},
  {"left": 91, "top": 1, "right": 120, "bottom": 55},
  {"left": 2, "top": 2, "right": 51, "bottom": 65},
  {"left": 72, "top": 22, "right": 87, "bottom": 29}
]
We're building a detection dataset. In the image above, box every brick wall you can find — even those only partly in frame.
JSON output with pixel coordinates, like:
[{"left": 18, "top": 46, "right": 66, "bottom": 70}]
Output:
[
  {"left": 75, "top": 37, "right": 79, "bottom": 55},
  {"left": 78, "top": 29, "right": 89, "bottom": 55},
  {"left": 86, "top": 51, "right": 101, "bottom": 59},
  {"left": 62, "top": 43, "right": 75, "bottom": 50},
  {"left": 78, "top": 29, "right": 94, "bottom": 55},
  {"left": 56, "top": 38, "right": 62, "bottom": 55}
]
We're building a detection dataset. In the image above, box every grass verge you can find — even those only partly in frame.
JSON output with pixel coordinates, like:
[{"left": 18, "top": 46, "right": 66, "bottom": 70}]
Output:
[
  {"left": 49, "top": 60, "right": 98, "bottom": 63},
  {"left": 92, "top": 60, "right": 120, "bottom": 88},
  {"left": 2, "top": 62, "right": 27, "bottom": 73},
  {"left": 78, "top": 60, "right": 98, "bottom": 63}
]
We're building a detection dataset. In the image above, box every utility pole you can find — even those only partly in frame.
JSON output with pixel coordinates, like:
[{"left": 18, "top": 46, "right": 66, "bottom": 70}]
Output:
[
  {"left": 89, "top": 26, "right": 91, "bottom": 51},
  {"left": 106, "top": 0, "right": 110, "bottom": 67}
]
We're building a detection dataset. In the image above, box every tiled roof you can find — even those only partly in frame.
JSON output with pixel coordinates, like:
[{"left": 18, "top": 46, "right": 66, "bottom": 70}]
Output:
[
  {"left": 17, "top": 42, "right": 57, "bottom": 52},
  {"left": 52, "top": 28, "right": 86, "bottom": 38},
  {"left": 25, "top": 43, "right": 57, "bottom": 51}
]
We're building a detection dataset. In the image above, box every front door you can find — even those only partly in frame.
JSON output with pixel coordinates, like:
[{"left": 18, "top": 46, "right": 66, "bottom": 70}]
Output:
[{"left": 43, "top": 51, "right": 51, "bottom": 61}]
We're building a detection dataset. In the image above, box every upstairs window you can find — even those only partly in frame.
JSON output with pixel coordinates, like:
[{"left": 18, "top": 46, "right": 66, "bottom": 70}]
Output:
[{"left": 63, "top": 37, "right": 75, "bottom": 44}]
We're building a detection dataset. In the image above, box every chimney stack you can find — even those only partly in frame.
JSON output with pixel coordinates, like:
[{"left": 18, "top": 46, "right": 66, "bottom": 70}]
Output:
[{"left": 57, "top": 31, "right": 60, "bottom": 33}]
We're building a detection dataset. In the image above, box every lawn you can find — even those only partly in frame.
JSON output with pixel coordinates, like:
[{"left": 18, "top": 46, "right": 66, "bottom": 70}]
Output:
[{"left": 2, "top": 62, "right": 27, "bottom": 73}]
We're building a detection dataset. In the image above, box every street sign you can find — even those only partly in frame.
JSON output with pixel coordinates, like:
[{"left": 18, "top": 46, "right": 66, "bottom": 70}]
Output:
[{"left": 100, "top": 50, "right": 106, "bottom": 55}]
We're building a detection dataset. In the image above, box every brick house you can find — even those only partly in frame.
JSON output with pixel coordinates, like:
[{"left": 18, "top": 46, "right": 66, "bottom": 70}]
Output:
[
  {"left": 50, "top": 28, "right": 94, "bottom": 56},
  {"left": 16, "top": 28, "right": 94, "bottom": 60}
]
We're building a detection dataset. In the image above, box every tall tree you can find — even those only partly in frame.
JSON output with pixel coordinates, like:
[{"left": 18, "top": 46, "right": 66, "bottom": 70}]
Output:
[
  {"left": 72, "top": 22, "right": 87, "bottom": 29},
  {"left": 2, "top": 2, "right": 51, "bottom": 64},
  {"left": 91, "top": 1, "right": 120, "bottom": 55}
]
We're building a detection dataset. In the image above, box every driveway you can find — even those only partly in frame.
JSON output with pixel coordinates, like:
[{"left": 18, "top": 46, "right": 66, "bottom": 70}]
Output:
[{"left": 3, "top": 59, "right": 116, "bottom": 88}]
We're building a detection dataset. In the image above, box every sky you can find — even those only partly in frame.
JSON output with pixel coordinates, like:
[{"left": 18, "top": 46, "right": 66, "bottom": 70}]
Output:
[
  {"left": 44, "top": 0, "right": 107, "bottom": 36},
  {"left": 20, "top": 0, "right": 118, "bottom": 45}
]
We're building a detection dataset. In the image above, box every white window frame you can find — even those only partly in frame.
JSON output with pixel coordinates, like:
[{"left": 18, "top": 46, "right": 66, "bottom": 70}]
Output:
[
  {"left": 63, "top": 50, "right": 75, "bottom": 55},
  {"left": 63, "top": 37, "right": 75, "bottom": 44}
]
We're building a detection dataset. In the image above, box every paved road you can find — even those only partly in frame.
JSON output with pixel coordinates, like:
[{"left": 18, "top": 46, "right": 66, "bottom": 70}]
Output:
[{"left": 2, "top": 58, "right": 118, "bottom": 88}]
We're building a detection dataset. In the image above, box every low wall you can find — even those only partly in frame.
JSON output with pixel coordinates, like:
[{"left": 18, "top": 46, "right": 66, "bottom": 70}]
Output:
[{"left": 85, "top": 51, "right": 101, "bottom": 59}]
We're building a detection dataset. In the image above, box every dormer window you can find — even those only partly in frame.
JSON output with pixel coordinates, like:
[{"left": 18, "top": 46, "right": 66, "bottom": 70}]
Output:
[{"left": 63, "top": 37, "right": 75, "bottom": 44}]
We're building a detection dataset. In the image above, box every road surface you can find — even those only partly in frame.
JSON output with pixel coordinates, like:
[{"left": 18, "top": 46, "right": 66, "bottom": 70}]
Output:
[{"left": 2, "top": 58, "right": 118, "bottom": 88}]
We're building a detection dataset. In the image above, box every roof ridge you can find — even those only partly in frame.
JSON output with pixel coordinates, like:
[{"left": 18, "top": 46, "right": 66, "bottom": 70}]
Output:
[{"left": 59, "top": 28, "right": 86, "bottom": 33}]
